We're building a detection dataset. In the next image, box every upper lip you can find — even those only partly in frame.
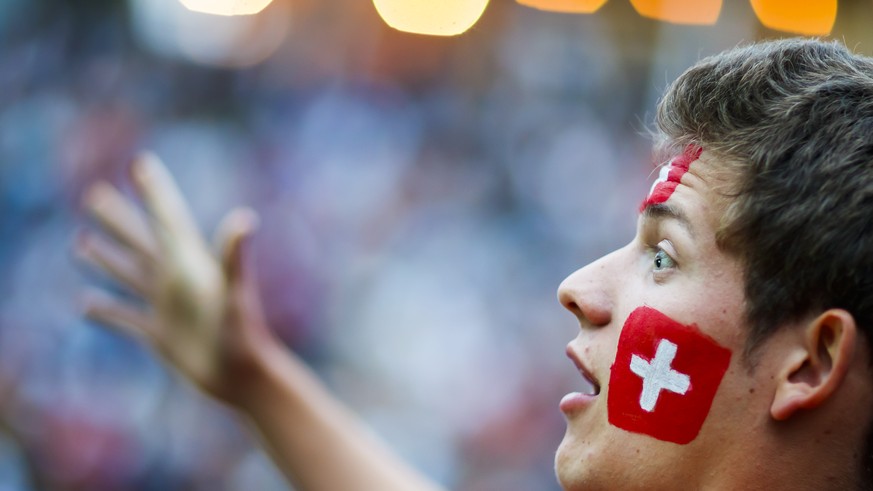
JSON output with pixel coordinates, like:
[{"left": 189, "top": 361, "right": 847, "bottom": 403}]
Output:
[{"left": 566, "top": 344, "right": 600, "bottom": 395}]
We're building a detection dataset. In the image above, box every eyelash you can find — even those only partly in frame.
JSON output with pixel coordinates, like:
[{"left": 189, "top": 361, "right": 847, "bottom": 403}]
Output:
[{"left": 651, "top": 245, "right": 677, "bottom": 276}]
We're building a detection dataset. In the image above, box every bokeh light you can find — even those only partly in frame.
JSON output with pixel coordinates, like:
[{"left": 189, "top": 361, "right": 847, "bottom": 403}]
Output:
[
  {"left": 516, "top": 0, "right": 608, "bottom": 14},
  {"left": 180, "top": 0, "right": 274, "bottom": 16},
  {"left": 372, "top": 0, "right": 489, "bottom": 36},
  {"left": 749, "top": 0, "right": 837, "bottom": 35},
  {"left": 130, "top": 0, "right": 289, "bottom": 67},
  {"left": 629, "top": 0, "right": 722, "bottom": 25}
]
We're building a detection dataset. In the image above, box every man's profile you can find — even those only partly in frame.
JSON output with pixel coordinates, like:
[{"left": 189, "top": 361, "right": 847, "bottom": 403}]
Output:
[{"left": 77, "top": 38, "right": 873, "bottom": 490}]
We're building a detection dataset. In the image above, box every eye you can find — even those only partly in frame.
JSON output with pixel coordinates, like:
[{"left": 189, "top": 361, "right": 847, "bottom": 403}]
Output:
[{"left": 653, "top": 248, "right": 676, "bottom": 271}]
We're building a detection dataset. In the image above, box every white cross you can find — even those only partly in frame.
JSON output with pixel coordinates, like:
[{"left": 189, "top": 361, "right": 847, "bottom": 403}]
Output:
[{"left": 629, "top": 339, "right": 690, "bottom": 412}]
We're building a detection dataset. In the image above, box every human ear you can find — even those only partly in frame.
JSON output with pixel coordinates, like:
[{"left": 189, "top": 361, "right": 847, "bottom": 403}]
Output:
[{"left": 770, "top": 309, "right": 857, "bottom": 421}]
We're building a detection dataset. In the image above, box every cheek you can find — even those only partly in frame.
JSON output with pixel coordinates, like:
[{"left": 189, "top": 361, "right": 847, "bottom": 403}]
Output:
[
  {"left": 655, "top": 273, "right": 747, "bottom": 349},
  {"left": 699, "top": 360, "right": 770, "bottom": 442},
  {"left": 688, "top": 295, "right": 747, "bottom": 349},
  {"left": 607, "top": 307, "right": 733, "bottom": 444}
]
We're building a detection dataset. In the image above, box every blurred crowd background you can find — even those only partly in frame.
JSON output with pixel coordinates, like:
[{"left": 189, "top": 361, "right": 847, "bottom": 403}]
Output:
[{"left": 2, "top": 1, "right": 873, "bottom": 490}]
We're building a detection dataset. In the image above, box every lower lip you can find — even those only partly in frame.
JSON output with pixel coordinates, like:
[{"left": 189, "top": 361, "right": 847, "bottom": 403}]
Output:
[{"left": 560, "top": 391, "right": 597, "bottom": 414}]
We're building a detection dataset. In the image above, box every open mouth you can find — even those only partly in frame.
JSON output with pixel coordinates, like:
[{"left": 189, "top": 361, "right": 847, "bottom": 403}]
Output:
[
  {"left": 566, "top": 345, "right": 600, "bottom": 396},
  {"left": 578, "top": 368, "right": 600, "bottom": 396}
]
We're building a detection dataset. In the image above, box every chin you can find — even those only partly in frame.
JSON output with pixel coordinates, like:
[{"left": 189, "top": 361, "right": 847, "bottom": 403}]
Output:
[
  {"left": 554, "top": 424, "right": 637, "bottom": 491},
  {"left": 554, "top": 431, "right": 592, "bottom": 491}
]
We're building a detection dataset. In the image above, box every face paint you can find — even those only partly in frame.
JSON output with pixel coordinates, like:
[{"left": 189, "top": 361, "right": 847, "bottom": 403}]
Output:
[
  {"left": 607, "top": 306, "right": 731, "bottom": 444},
  {"left": 639, "top": 145, "right": 703, "bottom": 212}
]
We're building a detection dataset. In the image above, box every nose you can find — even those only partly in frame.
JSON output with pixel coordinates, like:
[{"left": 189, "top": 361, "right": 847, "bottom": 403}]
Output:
[{"left": 557, "top": 251, "right": 617, "bottom": 328}]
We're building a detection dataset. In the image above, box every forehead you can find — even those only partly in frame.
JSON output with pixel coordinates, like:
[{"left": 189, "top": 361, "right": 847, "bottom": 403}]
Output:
[
  {"left": 641, "top": 149, "right": 733, "bottom": 229},
  {"left": 640, "top": 146, "right": 702, "bottom": 212}
]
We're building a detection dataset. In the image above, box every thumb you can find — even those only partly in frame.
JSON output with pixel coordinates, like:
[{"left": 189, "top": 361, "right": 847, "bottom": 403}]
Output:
[{"left": 215, "top": 207, "right": 260, "bottom": 286}]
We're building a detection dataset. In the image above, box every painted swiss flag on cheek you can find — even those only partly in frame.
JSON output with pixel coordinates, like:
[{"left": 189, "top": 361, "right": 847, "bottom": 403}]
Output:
[{"left": 607, "top": 306, "right": 732, "bottom": 444}]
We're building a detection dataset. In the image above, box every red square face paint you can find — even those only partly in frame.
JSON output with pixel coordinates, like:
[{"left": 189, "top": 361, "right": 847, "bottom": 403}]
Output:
[
  {"left": 607, "top": 306, "right": 732, "bottom": 445},
  {"left": 639, "top": 145, "right": 703, "bottom": 212}
]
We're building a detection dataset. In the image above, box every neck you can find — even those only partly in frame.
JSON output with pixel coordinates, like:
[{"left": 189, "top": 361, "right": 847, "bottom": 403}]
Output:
[{"left": 704, "top": 411, "right": 862, "bottom": 490}]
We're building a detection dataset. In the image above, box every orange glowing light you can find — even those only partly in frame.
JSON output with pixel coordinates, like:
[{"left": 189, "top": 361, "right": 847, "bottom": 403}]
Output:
[
  {"left": 372, "top": 0, "right": 489, "bottom": 36},
  {"left": 180, "top": 0, "right": 274, "bottom": 16},
  {"left": 629, "top": 0, "right": 722, "bottom": 24},
  {"left": 516, "top": 0, "right": 608, "bottom": 14},
  {"left": 749, "top": 0, "right": 837, "bottom": 35}
]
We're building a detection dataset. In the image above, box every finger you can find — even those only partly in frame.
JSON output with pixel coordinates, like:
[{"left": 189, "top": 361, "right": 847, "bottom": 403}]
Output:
[
  {"left": 216, "top": 208, "right": 270, "bottom": 335},
  {"left": 131, "top": 152, "right": 203, "bottom": 250},
  {"left": 80, "top": 289, "right": 156, "bottom": 342},
  {"left": 83, "top": 180, "right": 158, "bottom": 260},
  {"left": 215, "top": 207, "right": 260, "bottom": 285},
  {"left": 75, "top": 230, "right": 153, "bottom": 298}
]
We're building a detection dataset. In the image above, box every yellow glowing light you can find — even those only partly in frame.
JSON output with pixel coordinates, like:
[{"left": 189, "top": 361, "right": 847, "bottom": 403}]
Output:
[
  {"left": 135, "top": 0, "right": 289, "bottom": 68},
  {"left": 179, "top": 0, "right": 273, "bottom": 16},
  {"left": 749, "top": 0, "right": 837, "bottom": 35},
  {"left": 629, "top": 0, "right": 722, "bottom": 24},
  {"left": 516, "top": 0, "right": 608, "bottom": 14},
  {"left": 372, "top": 0, "right": 489, "bottom": 36}
]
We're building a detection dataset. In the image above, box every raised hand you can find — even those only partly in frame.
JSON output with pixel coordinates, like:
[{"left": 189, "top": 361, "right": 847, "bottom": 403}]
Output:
[
  {"left": 76, "top": 152, "right": 273, "bottom": 404},
  {"left": 76, "top": 153, "right": 443, "bottom": 491}
]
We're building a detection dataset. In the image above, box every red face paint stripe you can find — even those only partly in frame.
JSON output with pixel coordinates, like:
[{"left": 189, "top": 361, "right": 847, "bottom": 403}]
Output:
[{"left": 639, "top": 145, "right": 703, "bottom": 212}]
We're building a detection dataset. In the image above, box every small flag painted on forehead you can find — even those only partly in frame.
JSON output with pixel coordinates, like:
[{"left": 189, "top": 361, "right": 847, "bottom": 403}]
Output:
[{"left": 639, "top": 145, "right": 703, "bottom": 212}]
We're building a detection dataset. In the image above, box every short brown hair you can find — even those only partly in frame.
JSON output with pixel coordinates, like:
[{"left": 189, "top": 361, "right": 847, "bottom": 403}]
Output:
[
  {"left": 656, "top": 38, "right": 873, "bottom": 352},
  {"left": 654, "top": 38, "right": 873, "bottom": 487}
]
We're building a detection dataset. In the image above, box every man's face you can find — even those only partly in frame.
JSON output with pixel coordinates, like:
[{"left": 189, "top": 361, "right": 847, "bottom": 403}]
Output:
[{"left": 555, "top": 151, "right": 770, "bottom": 490}]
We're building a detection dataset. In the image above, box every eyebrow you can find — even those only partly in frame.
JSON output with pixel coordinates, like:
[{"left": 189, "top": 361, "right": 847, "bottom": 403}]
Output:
[{"left": 641, "top": 203, "right": 695, "bottom": 238}]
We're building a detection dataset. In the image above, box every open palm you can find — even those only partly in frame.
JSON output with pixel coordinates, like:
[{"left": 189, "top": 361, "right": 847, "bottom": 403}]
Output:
[{"left": 77, "top": 153, "right": 272, "bottom": 403}]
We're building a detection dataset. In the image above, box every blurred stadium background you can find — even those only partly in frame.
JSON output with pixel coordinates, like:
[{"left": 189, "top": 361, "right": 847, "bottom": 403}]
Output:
[{"left": 1, "top": 1, "right": 872, "bottom": 489}]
